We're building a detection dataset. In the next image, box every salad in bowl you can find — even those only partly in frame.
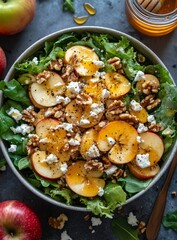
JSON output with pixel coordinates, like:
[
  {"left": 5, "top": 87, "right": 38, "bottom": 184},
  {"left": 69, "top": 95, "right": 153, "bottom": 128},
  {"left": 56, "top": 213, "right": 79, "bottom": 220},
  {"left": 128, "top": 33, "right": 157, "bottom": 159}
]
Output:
[{"left": 0, "top": 27, "right": 177, "bottom": 218}]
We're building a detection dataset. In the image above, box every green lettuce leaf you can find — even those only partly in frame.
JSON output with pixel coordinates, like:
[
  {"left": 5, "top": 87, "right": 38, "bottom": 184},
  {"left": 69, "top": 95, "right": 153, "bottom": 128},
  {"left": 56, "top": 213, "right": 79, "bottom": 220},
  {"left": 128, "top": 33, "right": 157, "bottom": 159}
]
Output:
[
  {"left": 63, "top": 0, "right": 75, "bottom": 13},
  {"left": 163, "top": 210, "right": 177, "bottom": 232},
  {"left": 0, "top": 111, "right": 14, "bottom": 136}
]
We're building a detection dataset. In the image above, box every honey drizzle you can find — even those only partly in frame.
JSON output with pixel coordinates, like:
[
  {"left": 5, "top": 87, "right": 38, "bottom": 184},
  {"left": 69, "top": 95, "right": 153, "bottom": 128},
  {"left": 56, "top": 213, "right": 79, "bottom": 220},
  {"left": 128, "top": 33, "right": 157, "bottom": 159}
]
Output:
[
  {"left": 157, "top": 0, "right": 177, "bottom": 14},
  {"left": 84, "top": 2, "right": 97, "bottom": 15},
  {"left": 73, "top": 16, "right": 89, "bottom": 25}
]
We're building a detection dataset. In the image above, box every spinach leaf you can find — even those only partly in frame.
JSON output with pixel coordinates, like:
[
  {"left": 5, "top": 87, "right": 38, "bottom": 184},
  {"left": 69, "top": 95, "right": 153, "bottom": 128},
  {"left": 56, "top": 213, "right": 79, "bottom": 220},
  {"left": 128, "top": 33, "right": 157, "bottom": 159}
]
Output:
[
  {"left": 0, "top": 111, "right": 14, "bottom": 136},
  {"left": 112, "top": 217, "right": 139, "bottom": 240},
  {"left": 163, "top": 210, "right": 177, "bottom": 232},
  {"left": 0, "top": 158, "right": 6, "bottom": 169},
  {"left": 17, "top": 157, "right": 30, "bottom": 170},
  {"left": 63, "top": 0, "right": 75, "bottom": 13}
]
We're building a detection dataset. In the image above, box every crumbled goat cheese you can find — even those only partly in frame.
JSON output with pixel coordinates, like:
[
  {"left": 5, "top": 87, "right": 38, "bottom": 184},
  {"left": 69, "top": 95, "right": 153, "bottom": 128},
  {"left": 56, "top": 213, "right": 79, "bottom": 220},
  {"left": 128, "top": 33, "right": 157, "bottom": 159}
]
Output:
[
  {"left": 93, "top": 71, "right": 106, "bottom": 79},
  {"left": 90, "top": 103, "right": 104, "bottom": 117},
  {"left": 137, "top": 123, "right": 148, "bottom": 133},
  {"left": 104, "top": 165, "right": 118, "bottom": 175},
  {"left": 137, "top": 136, "right": 144, "bottom": 143},
  {"left": 67, "top": 82, "right": 81, "bottom": 94},
  {"left": 56, "top": 96, "right": 71, "bottom": 105},
  {"left": 79, "top": 119, "right": 90, "bottom": 125},
  {"left": 55, "top": 123, "right": 73, "bottom": 133},
  {"left": 7, "top": 107, "right": 22, "bottom": 122},
  {"left": 130, "top": 100, "right": 142, "bottom": 111},
  {"left": 98, "top": 187, "right": 104, "bottom": 197},
  {"left": 11, "top": 124, "right": 34, "bottom": 136},
  {"left": 61, "top": 230, "right": 72, "bottom": 240},
  {"left": 32, "top": 57, "right": 38, "bottom": 65},
  {"left": 86, "top": 144, "right": 100, "bottom": 158},
  {"left": 101, "top": 89, "right": 110, "bottom": 99},
  {"left": 90, "top": 77, "right": 100, "bottom": 83},
  {"left": 39, "top": 138, "right": 48, "bottom": 143},
  {"left": 92, "top": 60, "right": 105, "bottom": 67},
  {"left": 68, "top": 138, "right": 80, "bottom": 146},
  {"left": 107, "top": 137, "right": 116, "bottom": 146},
  {"left": 8, "top": 144, "right": 17, "bottom": 153},
  {"left": 60, "top": 163, "right": 68, "bottom": 174},
  {"left": 127, "top": 212, "right": 138, "bottom": 226},
  {"left": 91, "top": 217, "right": 102, "bottom": 226},
  {"left": 147, "top": 114, "right": 156, "bottom": 124},
  {"left": 41, "top": 154, "right": 58, "bottom": 164},
  {"left": 54, "top": 82, "right": 64, "bottom": 87},
  {"left": 134, "top": 71, "right": 145, "bottom": 82},
  {"left": 136, "top": 153, "right": 150, "bottom": 169}
]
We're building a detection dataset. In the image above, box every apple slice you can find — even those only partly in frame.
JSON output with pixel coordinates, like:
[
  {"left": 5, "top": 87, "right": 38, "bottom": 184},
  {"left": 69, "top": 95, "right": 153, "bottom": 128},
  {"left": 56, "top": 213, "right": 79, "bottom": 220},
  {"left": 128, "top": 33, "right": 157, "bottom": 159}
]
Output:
[
  {"left": 97, "top": 121, "right": 138, "bottom": 164},
  {"left": 65, "top": 100, "right": 104, "bottom": 128},
  {"left": 31, "top": 151, "right": 63, "bottom": 179},
  {"left": 136, "top": 74, "right": 160, "bottom": 93},
  {"left": 80, "top": 128, "right": 98, "bottom": 160},
  {"left": 29, "top": 71, "right": 65, "bottom": 108},
  {"left": 64, "top": 46, "right": 101, "bottom": 76},
  {"left": 128, "top": 161, "right": 160, "bottom": 180},
  {"left": 65, "top": 161, "right": 105, "bottom": 197},
  {"left": 130, "top": 107, "right": 148, "bottom": 123},
  {"left": 138, "top": 131, "right": 164, "bottom": 166},
  {"left": 105, "top": 72, "right": 131, "bottom": 99},
  {"left": 35, "top": 118, "right": 70, "bottom": 161}
]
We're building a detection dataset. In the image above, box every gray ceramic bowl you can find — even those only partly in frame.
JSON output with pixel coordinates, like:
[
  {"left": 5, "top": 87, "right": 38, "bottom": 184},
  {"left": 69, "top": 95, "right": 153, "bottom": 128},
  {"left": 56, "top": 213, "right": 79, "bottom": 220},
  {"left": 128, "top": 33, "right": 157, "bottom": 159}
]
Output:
[{"left": 1, "top": 26, "right": 177, "bottom": 212}]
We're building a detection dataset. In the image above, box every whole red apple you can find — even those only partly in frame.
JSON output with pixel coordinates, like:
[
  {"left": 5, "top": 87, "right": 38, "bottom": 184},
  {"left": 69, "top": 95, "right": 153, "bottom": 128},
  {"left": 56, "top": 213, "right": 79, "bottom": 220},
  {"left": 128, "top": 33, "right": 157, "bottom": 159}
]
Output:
[
  {"left": 0, "top": 47, "right": 7, "bottom": 77},
  {"left": 0, "top": 200, "right": 42, "bottom": 240},
  {"left": 0, "top": 0, "right": 36, "bottom": 35}
]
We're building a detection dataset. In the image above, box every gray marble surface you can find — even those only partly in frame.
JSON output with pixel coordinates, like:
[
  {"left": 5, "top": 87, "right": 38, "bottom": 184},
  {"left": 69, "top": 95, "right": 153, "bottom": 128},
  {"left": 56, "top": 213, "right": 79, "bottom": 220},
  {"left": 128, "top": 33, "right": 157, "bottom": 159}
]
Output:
[{"left": 0, "top": 1, "right": 177, "bottom": 239}]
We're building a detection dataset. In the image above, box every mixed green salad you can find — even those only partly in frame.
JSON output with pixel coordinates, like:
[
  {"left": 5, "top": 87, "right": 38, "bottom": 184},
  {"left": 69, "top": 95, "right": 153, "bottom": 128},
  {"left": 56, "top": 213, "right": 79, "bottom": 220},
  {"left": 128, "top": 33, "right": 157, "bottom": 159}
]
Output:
[{"left": 0, "top": 32, "right": 177, "bottom": 218}]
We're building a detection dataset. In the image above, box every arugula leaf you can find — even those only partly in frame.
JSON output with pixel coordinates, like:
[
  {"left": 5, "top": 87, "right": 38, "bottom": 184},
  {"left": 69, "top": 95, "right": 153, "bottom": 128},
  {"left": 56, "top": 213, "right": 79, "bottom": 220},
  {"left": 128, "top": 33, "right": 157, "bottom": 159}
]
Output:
[
  {"left": 163, "top": 210, "right": 177, "bottom": 232},
  {"left": 112, "top": 217, "right": 139, "bottom": 240},
  {"left": 63, "top": 0, "right": 75, "bottom": 13},
  {"left": 49, "top": 188, "right": 74, "bottom": 205}
]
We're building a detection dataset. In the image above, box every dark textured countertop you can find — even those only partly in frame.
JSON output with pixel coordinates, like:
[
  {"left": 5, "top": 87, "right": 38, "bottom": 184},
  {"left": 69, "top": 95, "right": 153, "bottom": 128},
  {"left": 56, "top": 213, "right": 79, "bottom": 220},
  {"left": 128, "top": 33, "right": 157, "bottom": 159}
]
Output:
[{"left": 0, "top": 1, "right": 177, "bottom": 239}]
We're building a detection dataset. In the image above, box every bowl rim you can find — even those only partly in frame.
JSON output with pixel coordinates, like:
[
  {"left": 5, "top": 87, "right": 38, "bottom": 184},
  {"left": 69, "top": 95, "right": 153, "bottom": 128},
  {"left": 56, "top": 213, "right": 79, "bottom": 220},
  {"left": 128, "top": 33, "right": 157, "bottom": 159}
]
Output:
[{"left": 1, "top": 26, "right": 177, "bottom": 212}]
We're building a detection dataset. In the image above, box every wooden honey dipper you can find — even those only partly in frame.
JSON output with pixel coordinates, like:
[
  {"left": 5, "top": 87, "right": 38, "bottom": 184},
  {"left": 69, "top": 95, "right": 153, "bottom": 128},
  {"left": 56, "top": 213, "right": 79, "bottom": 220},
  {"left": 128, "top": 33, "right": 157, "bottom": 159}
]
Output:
[{"left": 137, "top": 0, "right": 165, "bottom": 13}]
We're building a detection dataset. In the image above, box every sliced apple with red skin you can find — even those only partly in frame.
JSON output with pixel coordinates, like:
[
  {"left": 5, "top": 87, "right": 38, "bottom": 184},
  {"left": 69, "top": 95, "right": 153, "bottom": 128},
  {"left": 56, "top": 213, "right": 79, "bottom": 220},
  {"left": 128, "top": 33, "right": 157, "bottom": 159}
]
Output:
[
  {"left": 97, "top": 121, "right": 138, "bottom": 164},
  {"left": 35, "top": 118, "right": 70, "bottom": 161},
  {"left": 29, "top": 71, "right": 65, "bottom": 108},
  {"left": 105, "top": 72, "right": 131, "bottom": 99},
  {"left": 64, "top": 46, "right": 100, "bottom": 76},
  {"left": 130, "top": 107, "right": 148, "bottom": 123},
  {"left": 31, "top": 151, "right": 63, "bottom": 179},
  {"left": 128, "top": 161, "right": 160, "bottom": 180},
  {"left": 65, "top": 100, "right": 104, "bottom": 128},
  {"left": 65, "top": 161, "right": 105, "bottom": 197},
  {"left": 138, "top": 131, "right": 164, "bottom": 166},
  {"left": 80, "top": 128, "right": 98, "bottom": 160},
  {"left": 136, "top": 74, "right": 160, "bottom": 93}
]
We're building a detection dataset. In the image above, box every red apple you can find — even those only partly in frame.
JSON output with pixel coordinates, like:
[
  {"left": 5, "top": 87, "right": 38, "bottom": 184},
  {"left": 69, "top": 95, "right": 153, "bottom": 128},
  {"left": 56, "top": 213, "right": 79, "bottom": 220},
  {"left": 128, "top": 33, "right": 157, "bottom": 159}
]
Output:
[
  {"left": 0, "top": 200, "right": 42, "bottom": 240},
  {"left": 0, "top": 0, "right": 36, "bottom": 35},
  {"left": 0, "top": 47, "right": 6, "bottom": 77}
]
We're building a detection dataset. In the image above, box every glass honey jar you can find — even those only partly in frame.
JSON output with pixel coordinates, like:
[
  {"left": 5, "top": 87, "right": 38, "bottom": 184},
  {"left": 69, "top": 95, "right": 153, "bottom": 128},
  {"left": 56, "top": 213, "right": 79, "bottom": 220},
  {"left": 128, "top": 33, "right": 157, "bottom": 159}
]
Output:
[{"left": 125, "top": 0, "right": 177, "bottom": 36}]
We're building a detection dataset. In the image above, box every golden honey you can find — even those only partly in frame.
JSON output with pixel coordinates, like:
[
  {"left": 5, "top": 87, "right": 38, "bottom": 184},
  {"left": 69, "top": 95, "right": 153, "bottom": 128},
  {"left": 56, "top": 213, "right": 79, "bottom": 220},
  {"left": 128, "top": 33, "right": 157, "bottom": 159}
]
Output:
[
  {"left": 73, "top": 16, "right": 88, "bottom": 25},
  {"left": 125, "top": 0, "right": 177, "bottom": 36},
  {"left": 84, "top": 3, "right": 96, "bottom": 15}
]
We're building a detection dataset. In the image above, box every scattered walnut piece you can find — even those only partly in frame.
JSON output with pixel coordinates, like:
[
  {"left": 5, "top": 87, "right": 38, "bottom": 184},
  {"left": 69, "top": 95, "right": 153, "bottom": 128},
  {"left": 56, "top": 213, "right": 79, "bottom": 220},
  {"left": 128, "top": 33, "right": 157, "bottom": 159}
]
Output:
[
  {"left": 102, "top": 156, "right": 112, "bottom": 170},
  {"left": 119, "top": 113, "right": 139, "bottom": 125},
  {"left": 107, "top": 57, "right": 123, "bottom": 72},
  {"left": 44, "top": 104, "right": 65, "bottom": 120},
  {"left": 106, "top": 100, "right": 126, "bottom": 121},
  {"left": 22, "top": 107, "right": 37, "bottom": 124},
  {"left": 142, "top": 80, "right": 160, "bottom": 95},
  {"left": 48, "top": 213, "right": 68, "bottom": 230},
  {"left": 138, "top": 221, "right": 146, "bottom": 235},
  {"left": 26, "top": 134, "right": 39, "bottom": 155},
  {"left": 84, "top": 214, "right": 90, "bottom": 221},
  {"left": 35, "top": 70, "right": 51, "bottom": 84},
  {"left": 61, "top": 64, "right": 79, "bottom": 82},
  {"left": 84, "top": 159, "right": 104, "bottom": 173},
  {"left": 76, "top": 93, "right": 92, "bottom": 105},
  {"left": 171, "top": 191, "right": 177, "bottom": 197},
  {"left": 141, "top": 94, "right": 161, "bottom": 110},
  {"left": 148, "top": 123, "right": 163, "bottom": 132},
  {"left": 113, "top": 168, "right": 125, "bottom": 178},
  {"left": 48, "top": 59, "right": 63, "bottom": 71}
]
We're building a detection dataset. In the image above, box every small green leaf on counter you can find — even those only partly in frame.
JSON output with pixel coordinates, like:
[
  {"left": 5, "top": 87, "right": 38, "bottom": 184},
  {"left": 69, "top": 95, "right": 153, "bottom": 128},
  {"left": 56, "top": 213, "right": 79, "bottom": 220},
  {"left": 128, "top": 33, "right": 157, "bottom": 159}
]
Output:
[
  {"left": 112, "top": 217, "right": 139, "bottom": 240},
  {"left": 0, "top": 158, "right": 6, "bottom": 169},
  {"left": 63, "top": 0, "right": 75, "bottom": 13},
  {"left": 162, "top": 210, "right": 177, "bottom": 232}
]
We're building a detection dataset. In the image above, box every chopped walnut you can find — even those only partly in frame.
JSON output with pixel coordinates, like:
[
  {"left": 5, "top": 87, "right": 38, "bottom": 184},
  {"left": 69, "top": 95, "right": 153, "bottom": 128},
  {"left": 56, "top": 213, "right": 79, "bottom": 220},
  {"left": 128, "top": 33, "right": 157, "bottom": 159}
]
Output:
[
  {"left": 148, "top": 123, "right": 163, "bottom": 132},
  {"left": 48, "top": 213, "right": 68, "bottom": 230},
  {"left": 142, "top": 80, "right": 160, "bottom": 95},
  {"left": 26, "top": 134, "right": 39, "bottom": 155},
  {"left": 119, "top": 113, "right": 139, "bottom": 125},
  {"left": 35, "top": 70, "right": 51, "bottom": 84},
  {"left": 113, "top": 168, "right": 125, "bottom": 178},
  {"left": 76, "top": 93, "right": 93, "bottom": 105},
  {"left": 171, "top": 191, "right": 177, "bottom": 197},
  {"left": 44, "top": 104, "right": 65, "bottom": 121},
  {"left": 48, "top": 59, "right": 63, "bottom": 71},
  {"left": 61, "top": 64, "right": 79, "bottom": 82},
  {"left": 138, "top": 221, "right": 146, "bottom": 235},
  {"left": 22, "top": 107, "right": 37, "bottom": 124},
  {"left": 141, "top": 95, "right": 161, "bottom": 110},
  {"left": 102, "top": 156, "right": 112, "bottom": 170},
  {"left": 106, "top": 100, "right": 126, "bottom": 121},
  {"left": 84, "top": 159, "right": 104, "bottom": 173},
  {"left": 107, "top": 57, "right": 123, "bottom": 72}
]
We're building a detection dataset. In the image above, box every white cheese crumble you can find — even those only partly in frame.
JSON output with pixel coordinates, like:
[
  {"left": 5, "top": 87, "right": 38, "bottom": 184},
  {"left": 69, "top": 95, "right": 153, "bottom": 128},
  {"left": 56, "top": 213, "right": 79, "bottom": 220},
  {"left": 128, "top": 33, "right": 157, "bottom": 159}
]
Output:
[
  {"left": 55, "top": 123, "right": 73, "bottom": 133},
  {"left": 101, "top": 89, "right": 110, "bottom": 99},
  {"left": 136, "top": 136, "right": 144, "bottom": 143},
  {"left": 11, "top": 124, "right": 34, "bottom": 136},
  {"left": 67, "top": 82, "right": 81, "bottom": 94},
  {"left": 54, "top": 82, "right": 64, "bottom": 87},
  {"left": 60, "top": 163, "right": 68, "bottom": 174},
  {"left": 137, "top": 123, "right": 148, "bottom": 133},
  {"left": 92, "top": 60, "right": 105, "bottom": 68},
  {"left": 39, "top": 138, "right": 48, "bottom": 143},
  {"left": 136, "top": 153, "right": 150, "bottom": 169},
  {"left": 7, "top": 107, "right": 22, "bottom": 122},
  {"left": 93, "top": 71, "right": 106, "bottom": 79},
  {"left": 41, "top": 154, "right": 58, "bottom": 164},
  {"left": 86, "top": 144, "right": 100, "bottom": 158},
  {"left": 91, "top": 217, "right": 102, "bottom": 226},
  {"left": 90, "top": 103, "right": 104, "bottom": 117},
  {"left": 8, "top": 144, "right": 17, "bottom": 153},
  {"left": 79, "top": 119, "right": 90, "bottom": 125},
  {"left": 68, "top": 138, "right": 80, "bottom": 146},
  {"left": 61, "top": 230, "right": 72, "bottom": 240},
  {"left": 127, "top": 212, "right": 138, "bottom": 227},
  {"left": 104, "top": 165, "right": 118, "bottom": 175},
  {"left": 134, "top": 70, "right": 145, "bottom": 82},
  {"left": 107, "top": 137, "right": 116, "bottom": 146},
  {"left": 130, "top": 100, "right": 142, "bottom": 111},
  {"left": 97, "top": 187, "right": 104, "bottom": 197},
  {"left": 32, "top": 57, "right": 38, "bottom": 65},
  {"left": 147, "top": 114, "right": 156, "bottom": 124},
  {"left": 56, "top": 96, "right": 71, "bottom": 105}
]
